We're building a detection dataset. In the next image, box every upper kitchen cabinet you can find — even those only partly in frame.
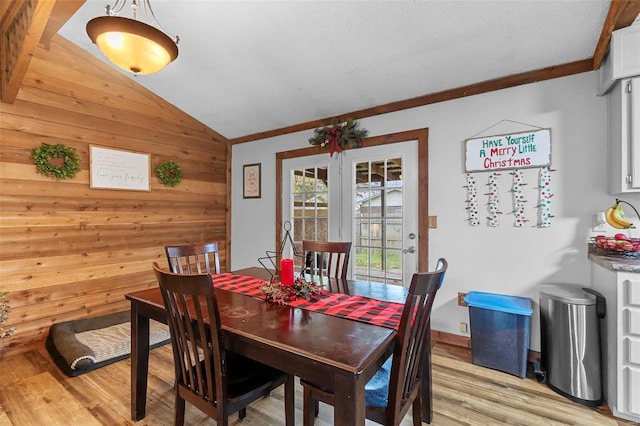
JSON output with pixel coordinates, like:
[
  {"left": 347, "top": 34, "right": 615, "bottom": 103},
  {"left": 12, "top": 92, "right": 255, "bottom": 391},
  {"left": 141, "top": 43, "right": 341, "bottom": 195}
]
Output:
[
  {"left": 599, "top": 24, "right": 640, "bottom": 94},
  {"left": 599, "top": 24, "right": 640, "bottom": 194}
]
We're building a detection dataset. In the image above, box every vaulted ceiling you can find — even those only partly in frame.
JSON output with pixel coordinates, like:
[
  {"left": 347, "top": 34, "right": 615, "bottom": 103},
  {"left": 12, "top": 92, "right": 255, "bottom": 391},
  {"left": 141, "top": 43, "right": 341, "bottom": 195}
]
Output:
[{"left": 3, "top": 1, "right": 640, "bottom": 143}]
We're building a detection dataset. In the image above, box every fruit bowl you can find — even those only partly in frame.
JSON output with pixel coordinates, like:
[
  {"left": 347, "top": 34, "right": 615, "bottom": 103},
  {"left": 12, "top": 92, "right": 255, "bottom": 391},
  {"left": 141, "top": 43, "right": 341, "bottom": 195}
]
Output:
[{"left": 591, "top": 235, "right": 640, "bottom": 255}]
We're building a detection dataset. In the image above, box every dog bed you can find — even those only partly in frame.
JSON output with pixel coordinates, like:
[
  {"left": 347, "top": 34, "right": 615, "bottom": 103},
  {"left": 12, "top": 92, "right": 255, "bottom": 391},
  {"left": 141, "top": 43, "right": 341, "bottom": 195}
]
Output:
[{"left": 46, "top": 311, "right": 170, "bottom": 377}]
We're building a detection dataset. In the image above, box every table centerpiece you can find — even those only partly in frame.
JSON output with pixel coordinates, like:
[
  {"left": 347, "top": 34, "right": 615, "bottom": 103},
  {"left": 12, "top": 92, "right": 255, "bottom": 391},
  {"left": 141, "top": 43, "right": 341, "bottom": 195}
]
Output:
[{"left": 260, "top": 276, "right": 325, "bottom": 305}]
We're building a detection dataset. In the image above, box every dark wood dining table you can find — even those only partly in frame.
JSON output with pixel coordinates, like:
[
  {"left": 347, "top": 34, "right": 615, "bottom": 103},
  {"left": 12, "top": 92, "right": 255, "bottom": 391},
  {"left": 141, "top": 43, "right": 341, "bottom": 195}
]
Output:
[{"left": 125, "top": 267, "right": 434, "bottom": 425}]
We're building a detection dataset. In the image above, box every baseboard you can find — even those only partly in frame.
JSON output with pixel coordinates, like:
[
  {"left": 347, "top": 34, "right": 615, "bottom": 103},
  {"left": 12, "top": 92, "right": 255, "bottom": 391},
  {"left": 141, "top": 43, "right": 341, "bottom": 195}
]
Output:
[
  {"left": 431, "top": 330, "right": 541, "bottom": 362},
  {"left": 431, "top": 330, "right": 470, "bottom": 348}
]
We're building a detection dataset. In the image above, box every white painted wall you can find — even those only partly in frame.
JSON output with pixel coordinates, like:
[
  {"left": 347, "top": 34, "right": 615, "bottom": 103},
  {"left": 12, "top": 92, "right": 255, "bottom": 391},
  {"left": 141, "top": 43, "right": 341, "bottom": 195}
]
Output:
[{"left": 231, "top": 71, "right": 640, "bottom": 351}]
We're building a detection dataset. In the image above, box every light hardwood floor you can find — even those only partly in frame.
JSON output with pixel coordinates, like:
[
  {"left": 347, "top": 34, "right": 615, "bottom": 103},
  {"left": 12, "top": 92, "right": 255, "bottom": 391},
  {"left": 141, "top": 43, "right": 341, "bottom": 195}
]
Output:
[{"left": 0, "top": 343, "right": 635, "bottom": 425}]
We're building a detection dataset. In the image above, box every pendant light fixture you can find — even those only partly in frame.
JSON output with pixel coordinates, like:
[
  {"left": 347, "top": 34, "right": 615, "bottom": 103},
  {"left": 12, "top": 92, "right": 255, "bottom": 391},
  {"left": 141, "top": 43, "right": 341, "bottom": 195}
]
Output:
[{"left": 86, "top": 0, "right": 179, "bottom": 75}]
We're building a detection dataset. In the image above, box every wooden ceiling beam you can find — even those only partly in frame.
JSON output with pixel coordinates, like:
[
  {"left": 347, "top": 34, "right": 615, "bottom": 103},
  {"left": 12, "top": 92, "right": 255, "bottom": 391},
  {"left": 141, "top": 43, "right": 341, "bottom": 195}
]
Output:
[
  {"left": 0, "top": 0, "right": 84, "bottom": 104},
  {"left": 1, "top": 0, "right": 55, "bottom": 103},
  {"left": 40, "top": 0, "right": 85, "bottom": 49}
]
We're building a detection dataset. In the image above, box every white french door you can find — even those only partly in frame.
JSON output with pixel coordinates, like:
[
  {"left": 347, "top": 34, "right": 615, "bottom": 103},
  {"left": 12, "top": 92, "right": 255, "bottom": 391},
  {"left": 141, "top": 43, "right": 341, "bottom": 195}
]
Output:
[
  {"left": 342, "top": 142, "right": 418, "bottom": 285},
  {"left": 282, "top": 141, "right": 418, "bottom": 286}
]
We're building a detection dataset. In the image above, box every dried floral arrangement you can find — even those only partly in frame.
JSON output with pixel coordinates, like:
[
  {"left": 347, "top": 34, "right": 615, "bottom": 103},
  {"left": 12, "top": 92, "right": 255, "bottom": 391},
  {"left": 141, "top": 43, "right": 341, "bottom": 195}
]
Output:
[
  {"left": 260, "top": 276, "right": 325, "bottom": 305},
  {"left": 308, "top": 119, "right": 368, "bottom": 157}
]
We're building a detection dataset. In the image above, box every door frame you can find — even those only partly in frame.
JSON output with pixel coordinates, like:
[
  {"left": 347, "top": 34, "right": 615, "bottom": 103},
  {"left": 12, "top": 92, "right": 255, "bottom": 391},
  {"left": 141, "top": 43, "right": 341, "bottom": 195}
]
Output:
[{"left": 275, "top": 128, "right": 430, "bottom": 272}]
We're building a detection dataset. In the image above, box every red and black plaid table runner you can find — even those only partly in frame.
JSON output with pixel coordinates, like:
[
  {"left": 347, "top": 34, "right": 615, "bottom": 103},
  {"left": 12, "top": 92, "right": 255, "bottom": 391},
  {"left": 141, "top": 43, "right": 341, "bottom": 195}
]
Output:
[{"left": 213, "top": 273, "right": 404, "bottom": 330}]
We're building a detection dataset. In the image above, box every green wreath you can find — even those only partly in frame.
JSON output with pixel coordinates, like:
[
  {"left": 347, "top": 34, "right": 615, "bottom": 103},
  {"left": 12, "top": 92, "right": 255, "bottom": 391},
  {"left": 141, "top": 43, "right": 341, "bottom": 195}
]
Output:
[
  {"left": 156, "top": 160, "right": 183, "bottom": 187},
  {"left": 32, "top": 143, "right": 81, "bottom": 180}
]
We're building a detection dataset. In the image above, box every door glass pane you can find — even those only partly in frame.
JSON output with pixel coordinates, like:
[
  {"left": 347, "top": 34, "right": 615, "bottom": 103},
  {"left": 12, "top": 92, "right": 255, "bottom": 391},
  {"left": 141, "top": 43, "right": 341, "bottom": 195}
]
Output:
[
  {"left": 355, "top": 246, "right": 369, "bottom": 274},
  {"left": 385, "top": 219, "right": 402, "bottom": 248},
  {"left": 291, "top": 165, "right": 328, "bottom": 271},
  {"left": 355, "top": 219, "right": 369, "bottom": 247},
  {"left": 355, "top": 161, "right": 370, "bottom": 189}
]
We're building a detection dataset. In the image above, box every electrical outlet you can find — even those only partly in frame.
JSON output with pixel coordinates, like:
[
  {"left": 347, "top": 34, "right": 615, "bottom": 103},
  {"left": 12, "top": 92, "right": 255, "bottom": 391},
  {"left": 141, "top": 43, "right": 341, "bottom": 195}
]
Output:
[
  {"left": 458, "top": 292, "right": 467, "bottom": 307},
  {"left": 459, "top": 322, "right": 468, "bottom": 333},
  {"left": 428, "top": 216, "right": 437, "bottom": 228}
]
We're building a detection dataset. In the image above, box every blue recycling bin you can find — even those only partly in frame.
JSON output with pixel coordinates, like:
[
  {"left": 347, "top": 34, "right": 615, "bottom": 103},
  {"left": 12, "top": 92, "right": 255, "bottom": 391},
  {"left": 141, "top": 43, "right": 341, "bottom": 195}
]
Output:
[{"left": 464, "top": 291, "right": 533, "bottom": 378}]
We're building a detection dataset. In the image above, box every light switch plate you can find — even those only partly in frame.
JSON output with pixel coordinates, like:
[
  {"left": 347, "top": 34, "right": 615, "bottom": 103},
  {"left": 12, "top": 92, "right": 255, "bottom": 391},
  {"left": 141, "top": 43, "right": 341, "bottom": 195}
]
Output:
[{"left": 428, "top": 216, "right": 437, "bottom": 228}]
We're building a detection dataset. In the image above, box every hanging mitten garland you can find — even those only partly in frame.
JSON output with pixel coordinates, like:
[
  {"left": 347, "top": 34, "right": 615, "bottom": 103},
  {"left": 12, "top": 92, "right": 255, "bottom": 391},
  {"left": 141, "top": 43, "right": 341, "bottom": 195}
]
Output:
[
  {"left": 487, "top": 172, "right": 501, "bottom": 227},
  {"left": 464, "top": 167, "right": 554, "bottom": 228},
  {"left": 538, "top": 166, "right": 553, "bottom": 227},
  {"left": 511, "top": 169, "right": 527, "bottom": 227},
  {"left": 464, "top": 173, "right": 480, "bottom": 226}
]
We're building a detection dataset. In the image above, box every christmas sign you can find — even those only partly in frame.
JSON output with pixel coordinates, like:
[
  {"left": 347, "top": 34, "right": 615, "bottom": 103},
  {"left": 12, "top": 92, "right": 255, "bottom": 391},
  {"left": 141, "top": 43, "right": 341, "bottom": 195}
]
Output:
[{"left": 465, "top": 129, "right": 551, "bottom": 172}]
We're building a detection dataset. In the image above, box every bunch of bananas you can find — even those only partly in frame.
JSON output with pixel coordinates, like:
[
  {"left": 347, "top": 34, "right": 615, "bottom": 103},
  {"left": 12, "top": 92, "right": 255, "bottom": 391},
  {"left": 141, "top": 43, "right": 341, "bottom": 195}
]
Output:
[{"left": 606, "top": 201, "right": 636, "bottom": 229}]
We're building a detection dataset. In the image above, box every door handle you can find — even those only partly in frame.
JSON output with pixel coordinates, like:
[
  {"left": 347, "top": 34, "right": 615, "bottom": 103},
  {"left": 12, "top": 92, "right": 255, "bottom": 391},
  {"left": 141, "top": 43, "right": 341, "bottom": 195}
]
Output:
[{"left": 402, "top": 246, "right": 415, "bottom": 254}]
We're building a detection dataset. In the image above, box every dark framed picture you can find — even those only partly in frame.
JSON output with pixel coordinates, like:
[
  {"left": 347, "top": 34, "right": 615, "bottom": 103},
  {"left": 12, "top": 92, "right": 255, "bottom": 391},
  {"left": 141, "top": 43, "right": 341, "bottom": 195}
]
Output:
[{"left": 243, "top": 163, "right": 261, "bottom": 198}]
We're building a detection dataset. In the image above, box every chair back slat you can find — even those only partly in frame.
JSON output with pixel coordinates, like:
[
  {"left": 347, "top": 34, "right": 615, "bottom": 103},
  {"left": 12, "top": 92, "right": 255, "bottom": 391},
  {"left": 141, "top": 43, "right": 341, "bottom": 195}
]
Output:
[
  {"left": 302, "top": 240, "right": 352, "bottom": 280},
  {"left": 165, "top": 242, "right": 221, "bottom": 275}
]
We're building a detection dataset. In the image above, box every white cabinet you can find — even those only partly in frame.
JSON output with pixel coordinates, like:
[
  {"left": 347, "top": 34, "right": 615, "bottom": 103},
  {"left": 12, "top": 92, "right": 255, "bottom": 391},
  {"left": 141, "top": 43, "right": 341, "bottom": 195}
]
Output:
[
  {"left": 591, "top": 264, "right": 640, "bottom": 423},
  {"left": 612, "top": 25, "right": 640, "bottom": 79},
  {"left": 607, "top": 76, "right": 640, "bottom": 194},
  {"left": 599, "top": 24, "right": 640, "bottom": 94}
]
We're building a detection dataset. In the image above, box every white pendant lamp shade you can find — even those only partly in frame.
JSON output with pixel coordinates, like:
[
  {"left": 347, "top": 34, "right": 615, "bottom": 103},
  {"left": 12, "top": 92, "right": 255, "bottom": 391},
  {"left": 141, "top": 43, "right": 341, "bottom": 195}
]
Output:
[{"left": 86, "top": 16, "right": 178, "bottom": 75}]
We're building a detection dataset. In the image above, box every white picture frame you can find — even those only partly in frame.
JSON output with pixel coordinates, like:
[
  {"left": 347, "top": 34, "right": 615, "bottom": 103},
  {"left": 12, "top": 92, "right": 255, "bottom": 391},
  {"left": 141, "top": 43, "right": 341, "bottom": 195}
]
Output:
[{"left": 90, "top": 145, "right": 150, "bottom": 191}]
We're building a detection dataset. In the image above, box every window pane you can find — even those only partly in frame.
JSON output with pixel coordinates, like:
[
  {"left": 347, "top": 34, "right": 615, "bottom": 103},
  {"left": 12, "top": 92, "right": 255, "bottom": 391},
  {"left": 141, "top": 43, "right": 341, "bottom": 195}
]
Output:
[
  {"left": 370, "top": 160, "right": 383, "bottom": 188},
  {"left": 385, "top": 219, "right": 402, "bottom": 248},
  {"left": 304, "top": 219, "right": 316, "bottom": 240},
  {"left": 367, "top": 190, "right": 382, "bottom": 218},
  {"left": 370, "top": 220, "right": 382, "bottom": 246},
  {"left": 386, "top": 158, "right": 402, "bottom": 185},
  {"left": 385, "top": 248, "right": 403, "bottom": 285},
  {"left": 354, "top": 246, "right": 369, "bottom": 280},
  {"left": 316, "top": 166, "right": 328, "bottom": 192},
  {"left": 355, "top": 161, "right": 369, "bottom": 189},
  {"left": 385, "top": 189, "right": 402, "bottom": 217},
  {"left": 355, "top": 219, "right": 369, "bottom": 247},
  {"left": 317, "top": 218, "right": 328, "bottom": 241},
  {"left": 369, "top": 247, "right": 383, "bottom": 271}
]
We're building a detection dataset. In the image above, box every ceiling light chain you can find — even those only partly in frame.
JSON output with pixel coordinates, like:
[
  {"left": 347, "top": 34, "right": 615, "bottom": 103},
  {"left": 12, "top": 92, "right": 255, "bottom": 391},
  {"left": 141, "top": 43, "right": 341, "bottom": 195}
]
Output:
[
  {"left": 105, "top": 0, "right": 178, "bottom": 44},
  {"left": 141, "top": 0, "right": 179, "bottom": 45},
  {"left": 105, "top": 0, "right": 126, "bottom": 17}
]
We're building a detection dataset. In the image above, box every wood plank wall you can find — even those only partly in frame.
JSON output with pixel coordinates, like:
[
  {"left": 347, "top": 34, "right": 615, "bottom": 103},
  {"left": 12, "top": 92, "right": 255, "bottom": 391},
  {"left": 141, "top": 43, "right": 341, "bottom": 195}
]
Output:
[{"left": 0, "top": 35, "right": 229, "bottom": 357}]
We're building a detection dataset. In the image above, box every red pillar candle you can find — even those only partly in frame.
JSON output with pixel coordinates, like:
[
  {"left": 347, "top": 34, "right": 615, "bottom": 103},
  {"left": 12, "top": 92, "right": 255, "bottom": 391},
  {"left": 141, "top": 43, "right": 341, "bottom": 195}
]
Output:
[{"left": 280, "top": 258, "right": 294, "bottom": 286}]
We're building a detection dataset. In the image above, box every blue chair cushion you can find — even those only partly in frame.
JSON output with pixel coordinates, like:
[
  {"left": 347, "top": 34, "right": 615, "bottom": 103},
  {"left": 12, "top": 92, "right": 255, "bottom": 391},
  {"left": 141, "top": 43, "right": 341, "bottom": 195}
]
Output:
[{"left": 365, "top": 356, "right": 393, "bottom": 407}]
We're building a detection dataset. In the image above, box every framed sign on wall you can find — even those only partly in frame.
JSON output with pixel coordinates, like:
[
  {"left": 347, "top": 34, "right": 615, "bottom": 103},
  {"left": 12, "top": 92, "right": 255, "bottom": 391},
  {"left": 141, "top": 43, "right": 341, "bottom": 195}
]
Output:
[
  {"left": 90, "top": 145, "right": 150, "bottom": 191},
  {"left": 465, "top": 128, "right": 552, "bottom": 172},
  {"left": 243, "top": 163, "right": 261, "bottom": 199}
]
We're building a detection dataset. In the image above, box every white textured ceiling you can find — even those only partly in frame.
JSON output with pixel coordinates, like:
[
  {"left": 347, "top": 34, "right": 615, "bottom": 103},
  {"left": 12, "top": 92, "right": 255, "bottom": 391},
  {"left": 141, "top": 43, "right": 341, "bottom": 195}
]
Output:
[{"left": 58, "top": 0, "right": 611, "bottom": 140}]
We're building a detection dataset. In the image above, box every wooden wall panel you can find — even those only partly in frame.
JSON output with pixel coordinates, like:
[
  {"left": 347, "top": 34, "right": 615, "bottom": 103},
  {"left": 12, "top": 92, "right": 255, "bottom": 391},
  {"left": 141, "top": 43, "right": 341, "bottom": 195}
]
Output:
[{"left": 0, "top": 34, "right": 228, "bottom": 356}]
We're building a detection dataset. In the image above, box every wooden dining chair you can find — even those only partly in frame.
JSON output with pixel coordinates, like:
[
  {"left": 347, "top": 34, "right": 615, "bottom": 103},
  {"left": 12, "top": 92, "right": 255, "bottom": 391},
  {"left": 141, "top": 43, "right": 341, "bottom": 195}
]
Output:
[
  {"left": 165, "top": 242, "right": 221, "bottom": 275},
  {"left": 301, "top": 258, "right": 448, "bottom": 426},
  {"left": 301, "top": 240, "right": 352, "bottom": 280},
  {"left": 152, "top": 263, "right": 294, "bottom": 426}
]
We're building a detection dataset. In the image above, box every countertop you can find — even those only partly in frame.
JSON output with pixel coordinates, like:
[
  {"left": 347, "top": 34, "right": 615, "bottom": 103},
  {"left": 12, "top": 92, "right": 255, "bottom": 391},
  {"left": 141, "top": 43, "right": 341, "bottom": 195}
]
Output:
[{"left": 588, "top": 244, "right": 640, "bottom": 273}]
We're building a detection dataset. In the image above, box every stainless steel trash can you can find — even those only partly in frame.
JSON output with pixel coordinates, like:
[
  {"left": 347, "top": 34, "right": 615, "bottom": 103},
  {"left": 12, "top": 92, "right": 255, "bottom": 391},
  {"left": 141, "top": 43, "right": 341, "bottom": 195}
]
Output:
[{"left": 538, "top": 284, "right": 606, "bottom": 406}]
